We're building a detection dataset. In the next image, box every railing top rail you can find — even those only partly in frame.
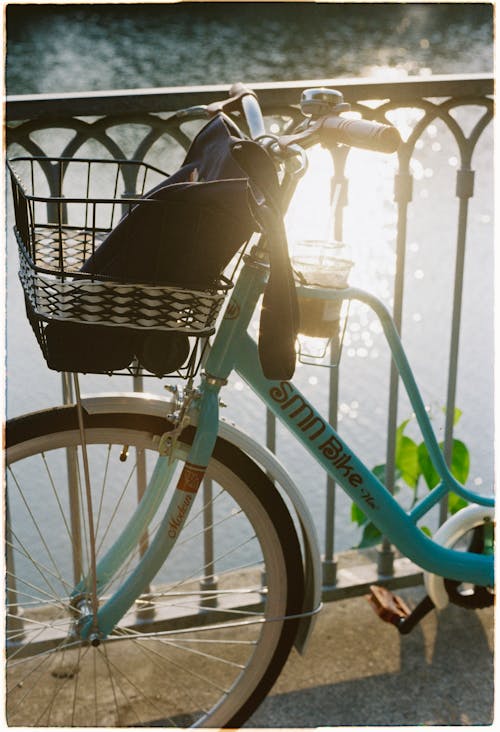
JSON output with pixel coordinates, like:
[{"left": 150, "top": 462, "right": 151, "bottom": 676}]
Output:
[{"left": 6, "top": 73, "right": 493, "bottom": 121}]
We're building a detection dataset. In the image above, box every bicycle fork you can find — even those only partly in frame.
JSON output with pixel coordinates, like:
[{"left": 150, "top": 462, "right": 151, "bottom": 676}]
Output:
[{"left": 73, "top": 376, "right": 222, "bottom": 644}]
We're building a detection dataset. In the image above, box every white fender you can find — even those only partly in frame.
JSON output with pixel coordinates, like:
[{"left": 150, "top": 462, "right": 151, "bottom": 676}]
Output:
[
  {"left": 424, "top": 504, "right": 495, "bottom": 609},
  {"left": 82, "top": 392, "right": 322, "bottom": 652}
]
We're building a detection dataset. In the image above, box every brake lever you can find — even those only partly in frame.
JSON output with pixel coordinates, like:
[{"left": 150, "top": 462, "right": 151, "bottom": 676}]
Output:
[
  {"left": 172, "top": 105, "right": 211, "bottom": 121},
  {"left": 251, "top": 133, "right": 308, "bottom": 172},
  {"left": 172, "top": 94, "right": 249, "bottom": 122},
  {"left": 205, "top": 87, "right": 252, "bottom": 116},
  {"left": 275, "top": 118, "right": 324, "bottom": 150}
]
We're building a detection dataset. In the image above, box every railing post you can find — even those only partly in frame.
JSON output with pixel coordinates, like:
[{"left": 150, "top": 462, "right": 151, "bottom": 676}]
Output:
[
  {"left": 131, "top": 370, "right": 157, "bottom": 618},
  {"left": 379, "top": 168, "right": 413, "bottom": 577},
  {"left": 266, "top": 409, "right": 276, "bottom": 467},
  {"left": 323, "top": 348, "right": 340, "bottom": 587},
  {"left": 322, "top": 154, "right": 349, "bottom": 587},
  {"left": 440, "top": 167, "right": 475, "bottom": 525},
  {"left": 6, "top": 497, "right": 25, "bottom": 644},
  {"left": 200, "top": 478, "right": 219, "bottom": 607},
  {"left": 61, "top": 372, "right": 84, "bottom": 584}
]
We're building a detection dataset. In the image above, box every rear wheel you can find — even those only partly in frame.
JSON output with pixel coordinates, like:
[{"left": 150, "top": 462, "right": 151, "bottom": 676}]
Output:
[{"left": 6, "top": 405, "right": 304, "bottom": 727}]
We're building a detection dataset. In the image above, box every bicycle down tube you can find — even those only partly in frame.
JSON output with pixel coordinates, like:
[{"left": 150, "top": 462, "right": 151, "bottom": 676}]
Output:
[{"left": 204, "top": 253, "right": 494, "bottom": 588}]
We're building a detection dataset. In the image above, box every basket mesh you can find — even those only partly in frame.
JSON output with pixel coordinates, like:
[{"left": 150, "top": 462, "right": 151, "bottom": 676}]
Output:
[
  {"left": 9, "top": 157, "right": 233, "bottom": 377},
  {"left": 18, "top": 227, "right": 225, "bottom": 333}
]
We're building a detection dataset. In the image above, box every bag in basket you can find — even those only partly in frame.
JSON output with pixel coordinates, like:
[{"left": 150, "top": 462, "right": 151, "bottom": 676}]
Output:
[{"left": 44, "top": 115, "right": 257, "bottom": 375}]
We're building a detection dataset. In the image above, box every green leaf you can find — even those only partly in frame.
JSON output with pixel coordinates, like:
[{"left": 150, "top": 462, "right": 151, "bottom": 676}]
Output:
[
  {"left": 395, "top": 435, "right": 420, "bottom": 489},
  {"left": 442, "top": 406, "right": 463, "bottom": 426},
  {"left": 358, "top": 521, "right": 382, "bottom": 549},
  {"left": 372, "top": 463, "right": 387, "bottom": 482},
  {"left": 395, "top": 419, "right": 411, "bottom": 460},
  {"left": 396, "top": 418, "right": 411, "bottom": 443},
  {"left": 448, "top": 439, "right": 470, "bottom": 484},
  {"left": 448, "top": 493, "right": 468, "bottom": 515},
  {"left": 417, "top": 437, "right": 469, "bottom": 493},
  {"left": 371, "top": 463, "right": 402, "bottom": 493},
  {"left": 417, "top": 442, "right": 440, "bottom": 490},
  {"left": 351, "top": 502, "right": 367, "bottom": 526},
  {"left": 420, "top": 525, "right": 432, "bottom": 537}
]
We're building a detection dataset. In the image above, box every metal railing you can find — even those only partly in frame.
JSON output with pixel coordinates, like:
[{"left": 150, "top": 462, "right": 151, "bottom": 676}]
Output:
[{"left": 6, "top": 73, "right": 494, "bottom": 597}]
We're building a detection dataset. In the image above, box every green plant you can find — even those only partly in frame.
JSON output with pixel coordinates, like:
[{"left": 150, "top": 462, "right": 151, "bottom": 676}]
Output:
[{"left": 351, "top": 408, "right": 470, "bottom": 548}]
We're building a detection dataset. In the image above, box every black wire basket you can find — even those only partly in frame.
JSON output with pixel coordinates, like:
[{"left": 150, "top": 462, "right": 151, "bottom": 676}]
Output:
[{"left": 8, "top": 156, "right": 232, "bottom": 378}]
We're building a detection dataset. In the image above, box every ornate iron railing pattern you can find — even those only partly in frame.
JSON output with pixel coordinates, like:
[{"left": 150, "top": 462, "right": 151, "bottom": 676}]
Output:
[
  {"left": 7, "top": 73, "right": 492, "bottom": 164},
  {"left": 6, "top": 73, "right": 494, "bottom": 595}
]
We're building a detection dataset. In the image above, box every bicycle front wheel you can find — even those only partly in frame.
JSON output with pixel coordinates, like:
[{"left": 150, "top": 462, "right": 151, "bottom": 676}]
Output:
[{"left": 6, "top": 405, "right": 304, "bottom": 727}]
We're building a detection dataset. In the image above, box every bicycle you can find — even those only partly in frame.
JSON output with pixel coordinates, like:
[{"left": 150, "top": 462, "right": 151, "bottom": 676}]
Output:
[{"left": 5, "top": 83, "right": 494, "bottom": 728}]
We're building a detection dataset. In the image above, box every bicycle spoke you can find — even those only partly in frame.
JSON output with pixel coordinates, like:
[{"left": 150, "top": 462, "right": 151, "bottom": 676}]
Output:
[
  {"left": 95, "top": 453, "right": 138, "bottom": 555},
  {"left": 7, "top": 634, "right": 84, "bottom": 714},
  {"left": 116, "top": 626, "right": 231, "bottom": 698},
  {"left": 7, "top": 533, "right": 73, "bottom": 594},
  {"left": 6, "top": 584, "right": 71, "bottom": 608},
  {"left": 93, "top": 645, "right": 98, "bottom": 726},
  {"left": 100, "top": 642, "right": 143, "bottom": 726},
  {"left": 94, "top": 645, "right": 169, "bottom": 724},
  {"left": 96, "top": 483, "right": 239, "bottom": 599},
  {"left": 174, "top": 504, "right": 244, "bottom": 550},
  {"left": 6, "top": 569, "right": 69, "bottom": 613},
  {"left": 7, "top": 632, "right": 82, "bottom": 668},
  {"left": 36, "top": 644, "right": 89, "bottom": 726},
  {"left": 6, "top": 610, "right": 71, "bottom": 637},
  {"left": 133, "top": 630, "right": 246, "bottom": 670},
  {"left": 100, "top": 643, "right": 122, "bottom": 726},
  {"left": 93, "top": 443, "right": 113, "bottom": 543},
  {"left": 115, "top": 627, "right": 210, "bottom": 722},
  {"left": 8, "top": 468, "right": 73, "bottom": 599},
  {"left": 161, "top": 533, "right": 260, "bottom": 598},
  {"left": 70, "top": 645, "right": 83, "bottom": 727},
  {"left": 94, "top": 479, "right": 224, "bottom": 597},
  {"left": 6, "top": 408, "right": 301, "bottom": 726},
  {"left": 41, "top": 452, "right": 74, "bottom": 547}
]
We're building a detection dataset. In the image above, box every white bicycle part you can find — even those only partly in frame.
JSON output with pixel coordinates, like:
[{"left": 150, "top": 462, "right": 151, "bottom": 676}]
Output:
[{"left": 424, "top": 504, "right": 495, "bottom": 609}]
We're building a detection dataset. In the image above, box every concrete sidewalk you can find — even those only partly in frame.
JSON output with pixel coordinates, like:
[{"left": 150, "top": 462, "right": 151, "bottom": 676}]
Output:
[{"left": 246, "top": 586, "right": 494, "bottom": 728}]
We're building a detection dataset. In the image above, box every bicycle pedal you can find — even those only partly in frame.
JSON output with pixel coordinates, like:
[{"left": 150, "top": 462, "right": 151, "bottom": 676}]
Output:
[{"left": 368, "top": 584, "right": 411, "bottom": 627}]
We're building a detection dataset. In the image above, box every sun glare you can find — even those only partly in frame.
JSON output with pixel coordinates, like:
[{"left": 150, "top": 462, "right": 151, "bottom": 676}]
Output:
[
  {"left": 285, "top": 145, "right": 335, "bottom": 250},
  {"left": 285, "top": 127, "right": 401, "bottom": 365},
  {"left": 286, "top": 141, "right": 399, "bottom": 296}
]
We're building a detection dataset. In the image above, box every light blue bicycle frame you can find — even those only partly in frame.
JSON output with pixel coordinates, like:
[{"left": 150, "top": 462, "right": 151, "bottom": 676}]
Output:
[{"left": 79, "top": 250, "right": 494, "bottom": 640}]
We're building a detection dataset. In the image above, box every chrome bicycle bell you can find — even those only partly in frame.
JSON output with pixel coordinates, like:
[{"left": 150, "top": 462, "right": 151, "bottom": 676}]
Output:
[{"left": 300, "top": 88, "right": 351, "bottom": 118}]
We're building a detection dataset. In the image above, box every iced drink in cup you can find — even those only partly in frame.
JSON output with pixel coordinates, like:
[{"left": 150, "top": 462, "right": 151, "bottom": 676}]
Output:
[{"left": 292, "top": 240, "right": 353, "bottom": 339}]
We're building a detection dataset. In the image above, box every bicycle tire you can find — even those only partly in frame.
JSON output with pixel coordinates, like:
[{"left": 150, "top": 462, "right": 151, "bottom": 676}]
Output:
[{"left": 6, "top": 405, "right": 304, "bottom": 728}]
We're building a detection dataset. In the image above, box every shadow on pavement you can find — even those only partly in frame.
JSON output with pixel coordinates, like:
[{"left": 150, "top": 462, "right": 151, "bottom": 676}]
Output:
[{"left": 246, "top": 587, "right": 494, "bottom": 727}]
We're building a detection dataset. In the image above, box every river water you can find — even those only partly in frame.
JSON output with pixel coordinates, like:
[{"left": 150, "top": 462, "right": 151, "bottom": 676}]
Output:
[{"left": 5, "top": 2, "right": 494, "bottom": 551}]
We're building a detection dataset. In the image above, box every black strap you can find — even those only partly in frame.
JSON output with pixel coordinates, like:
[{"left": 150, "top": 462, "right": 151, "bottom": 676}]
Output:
[{"left": 230, "top": 139, "right": 299, "bottom": 381}]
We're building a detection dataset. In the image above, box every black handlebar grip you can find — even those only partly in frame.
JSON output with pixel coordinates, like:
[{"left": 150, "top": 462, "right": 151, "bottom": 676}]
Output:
[
  {"left": 321, "top": 115, "right": 401, "bottom": 153},
  {"left": 229, "top": 82, "right": 266, "bottom": 141}
]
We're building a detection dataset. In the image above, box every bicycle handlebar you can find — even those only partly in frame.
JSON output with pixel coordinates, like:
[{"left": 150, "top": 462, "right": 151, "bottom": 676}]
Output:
[
  {"left": 228, "top": 82, "right": 267, "bottom": 140},
  {"left": 183, "top": 83, "right": 401, "bottom": 155},
  {"left": 225, "top": 83, "right": 401, "bottom": 155},
  {"left": 320, "top": 115, "right": 400, "bottom": 154},
  {"left": 203, "top": 83, "right": 267, "bottom": 140},
  {"left": 276, "top": 114, "right": 400, "bottom": 155}
]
